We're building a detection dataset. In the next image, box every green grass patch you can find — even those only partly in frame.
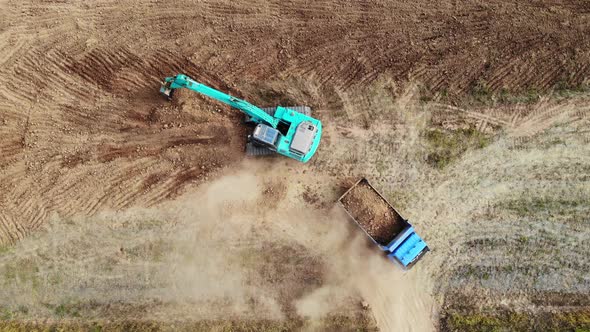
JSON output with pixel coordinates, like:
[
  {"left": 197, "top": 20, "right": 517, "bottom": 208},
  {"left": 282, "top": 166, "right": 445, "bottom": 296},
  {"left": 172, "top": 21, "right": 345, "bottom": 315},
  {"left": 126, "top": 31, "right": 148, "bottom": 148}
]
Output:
[
  {"left": 1, "top": 258, "right": 40, "bottom": 287},
  {"left": 375, "top": 159, "right": 388, "bottom": 177},
  {"left": 125, "top": 239, "right": 172, "bottom": 262},
  {"left": 385, "top": 190, "right": 416, "bottom": 212},
  {"left": 463, "top": 80, "right": 589, "bottom": 107},
  {"left": 554, "top": 80, "right": 590, "bottom": 98},
  {"left": 53, "top": 303, "right": 81, "bottom": 318},
  {"left": 0, "top": 306, "right": 29, "bottom": 322},
  {"left": 0, "top": 315, "right": 377, "bottom": 332},
  {"left": 470, "top": 80, "right": 494, "bottom": 105},
  {"left": 443, "top": 310, "right": 590, "bottom": 332},
  {"left": 0, "top": 245, "right": 11, "bottom": 256},
  {"left": 496, "top": 87, "right": 541, "bottom": 105},
  {"left": 497, "top": 197, "right": 590, "bottom": 220},
  {"left": 0, "top": 308, "right": 12, "bottom": 321},
  {"left": 418, "top": 79, "right": 589, "bottom": 107},
  {"left": 424, "top": 127, "right": 491, "bottom": 169},
  {"left": 41, "top": 302, "right": 83, "bottom": 319}
]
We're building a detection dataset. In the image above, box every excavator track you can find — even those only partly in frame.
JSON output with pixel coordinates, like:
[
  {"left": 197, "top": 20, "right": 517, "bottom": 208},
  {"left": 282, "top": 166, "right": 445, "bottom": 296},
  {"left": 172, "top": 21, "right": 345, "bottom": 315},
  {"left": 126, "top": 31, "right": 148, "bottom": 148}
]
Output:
[{"left": 245, "top": 142, "right": 275, "bottom": 156}]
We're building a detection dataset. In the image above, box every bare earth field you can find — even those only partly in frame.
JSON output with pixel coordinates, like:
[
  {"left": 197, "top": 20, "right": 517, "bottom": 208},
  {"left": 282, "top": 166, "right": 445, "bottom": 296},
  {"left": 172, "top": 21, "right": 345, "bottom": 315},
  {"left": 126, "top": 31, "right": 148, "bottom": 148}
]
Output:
[{"left": 0, "top": 0, "right": 589, "bottom": 331}]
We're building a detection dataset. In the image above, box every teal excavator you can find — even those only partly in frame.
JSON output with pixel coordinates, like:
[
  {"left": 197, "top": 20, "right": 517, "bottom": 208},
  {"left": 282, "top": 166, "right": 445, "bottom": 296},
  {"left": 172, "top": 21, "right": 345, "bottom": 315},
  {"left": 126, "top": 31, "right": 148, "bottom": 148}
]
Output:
[{"left": 160, "top": 74, "right": 322, "bottom": 163}]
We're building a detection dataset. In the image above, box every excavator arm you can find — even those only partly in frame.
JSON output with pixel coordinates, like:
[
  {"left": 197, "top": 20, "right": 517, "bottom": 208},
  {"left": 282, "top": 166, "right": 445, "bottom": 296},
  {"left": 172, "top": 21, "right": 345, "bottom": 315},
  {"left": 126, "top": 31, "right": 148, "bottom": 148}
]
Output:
[{"left": 160, "top": 74, "right": 278, "bottom": 128}]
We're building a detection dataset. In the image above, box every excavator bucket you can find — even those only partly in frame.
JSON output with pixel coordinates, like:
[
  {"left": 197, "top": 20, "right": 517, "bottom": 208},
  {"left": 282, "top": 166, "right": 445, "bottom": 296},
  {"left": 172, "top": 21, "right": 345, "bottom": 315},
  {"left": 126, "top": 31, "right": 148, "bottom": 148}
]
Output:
[{"left": 160, "top": 81, "right": 174, "bottom": 100}]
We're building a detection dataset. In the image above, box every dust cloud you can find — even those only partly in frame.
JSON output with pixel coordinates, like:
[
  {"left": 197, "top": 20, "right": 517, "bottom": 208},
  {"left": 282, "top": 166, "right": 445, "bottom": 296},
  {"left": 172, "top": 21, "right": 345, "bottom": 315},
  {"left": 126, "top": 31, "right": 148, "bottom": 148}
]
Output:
[
  {"left": 155, "top": 163, "right": 436, "bottom": 330},
  {"left": 287, "top": 207, "right": 435, "bottom": 332},
  {"left": 0, "top": 162, "right": 435, "bottom": 330}
]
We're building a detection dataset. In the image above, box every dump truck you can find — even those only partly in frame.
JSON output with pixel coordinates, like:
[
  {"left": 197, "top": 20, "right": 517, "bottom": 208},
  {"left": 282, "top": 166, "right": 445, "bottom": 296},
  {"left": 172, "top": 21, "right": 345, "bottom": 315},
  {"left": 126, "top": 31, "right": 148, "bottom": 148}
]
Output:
[{"left": 338, "top": 178, "right": 429, "bottom": 269}]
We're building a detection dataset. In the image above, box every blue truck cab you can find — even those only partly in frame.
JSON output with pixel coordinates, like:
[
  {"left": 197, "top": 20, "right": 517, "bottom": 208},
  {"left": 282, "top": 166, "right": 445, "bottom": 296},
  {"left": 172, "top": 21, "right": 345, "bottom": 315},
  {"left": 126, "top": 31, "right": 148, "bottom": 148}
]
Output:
[{"left": 338, "top": 178, "right": 429, "bottom": 269}]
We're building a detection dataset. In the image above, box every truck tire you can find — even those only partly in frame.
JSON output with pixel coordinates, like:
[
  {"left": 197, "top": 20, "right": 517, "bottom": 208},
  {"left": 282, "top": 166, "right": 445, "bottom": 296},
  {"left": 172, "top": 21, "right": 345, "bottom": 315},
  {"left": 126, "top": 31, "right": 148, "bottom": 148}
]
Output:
[{"left": 245, "top": 142, "right": 275, "bottom": 156}]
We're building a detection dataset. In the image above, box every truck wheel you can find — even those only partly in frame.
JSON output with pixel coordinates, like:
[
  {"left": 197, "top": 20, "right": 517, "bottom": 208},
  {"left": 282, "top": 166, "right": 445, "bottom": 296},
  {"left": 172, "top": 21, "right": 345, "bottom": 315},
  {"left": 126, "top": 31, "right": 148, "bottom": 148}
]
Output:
[{"left": 245, "top": 142, "right": 275, "bottom": 156}]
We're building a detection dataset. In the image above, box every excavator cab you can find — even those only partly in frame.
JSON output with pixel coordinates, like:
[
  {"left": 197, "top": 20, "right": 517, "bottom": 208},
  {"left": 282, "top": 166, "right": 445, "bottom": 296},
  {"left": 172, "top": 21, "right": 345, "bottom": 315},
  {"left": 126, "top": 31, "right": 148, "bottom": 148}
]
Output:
[{"left": 251, "top": 124, "right": 279, "bottom": 150}]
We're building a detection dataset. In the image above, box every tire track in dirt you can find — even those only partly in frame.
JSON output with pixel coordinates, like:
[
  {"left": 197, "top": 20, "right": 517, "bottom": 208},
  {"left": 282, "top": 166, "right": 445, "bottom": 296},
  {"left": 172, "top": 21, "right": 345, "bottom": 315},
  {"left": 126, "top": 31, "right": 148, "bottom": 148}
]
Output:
[
  {"left": 1, "top": 0, "right": 589, "bottom": 244},
  {"left": 512, "top": 100, "right": 590, "bottom": 137},
  {"left": 430, "top": 96, "right": 590, "bottom": 138}
]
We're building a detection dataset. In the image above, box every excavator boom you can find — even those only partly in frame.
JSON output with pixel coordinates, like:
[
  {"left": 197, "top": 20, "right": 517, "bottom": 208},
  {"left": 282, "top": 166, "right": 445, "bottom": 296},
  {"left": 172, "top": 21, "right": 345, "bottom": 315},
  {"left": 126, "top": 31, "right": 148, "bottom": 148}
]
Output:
[{"left": 161, "top": 74, "right": 278, "bottom": 128}]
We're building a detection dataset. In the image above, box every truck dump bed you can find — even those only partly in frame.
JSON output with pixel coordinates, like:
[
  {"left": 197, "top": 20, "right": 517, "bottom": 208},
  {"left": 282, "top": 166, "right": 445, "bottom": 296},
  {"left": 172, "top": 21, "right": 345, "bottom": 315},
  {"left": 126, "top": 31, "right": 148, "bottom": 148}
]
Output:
[
  {"left": 338, "top": 178, "right": 429, "bottom": 269},
  {"left": 339, "top": 179, "right": 407, "bottom": 245}
]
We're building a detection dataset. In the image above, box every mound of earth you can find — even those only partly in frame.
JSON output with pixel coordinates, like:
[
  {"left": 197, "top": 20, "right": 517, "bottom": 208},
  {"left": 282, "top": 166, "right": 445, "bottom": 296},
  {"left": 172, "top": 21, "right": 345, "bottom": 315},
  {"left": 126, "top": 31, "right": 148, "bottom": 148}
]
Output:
[{"left": 341, "top": 181, "right": 405, "bottom": 245}]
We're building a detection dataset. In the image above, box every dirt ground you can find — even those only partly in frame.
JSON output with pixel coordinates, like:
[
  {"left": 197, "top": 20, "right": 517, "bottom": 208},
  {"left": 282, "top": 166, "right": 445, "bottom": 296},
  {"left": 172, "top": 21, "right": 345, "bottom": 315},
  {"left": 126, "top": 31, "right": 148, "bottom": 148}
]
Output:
[
  {"left": 1, "top": 0, "right": 589, "bottom": 242},
  {"left": 1, "top": 0, "right": 590, "bottom": 331},
  {"left": 340, "top": 181, "right": 405, "bottom": 245},
  {"left": 0, "top": 83, "right": 247, "bottom": 242}
]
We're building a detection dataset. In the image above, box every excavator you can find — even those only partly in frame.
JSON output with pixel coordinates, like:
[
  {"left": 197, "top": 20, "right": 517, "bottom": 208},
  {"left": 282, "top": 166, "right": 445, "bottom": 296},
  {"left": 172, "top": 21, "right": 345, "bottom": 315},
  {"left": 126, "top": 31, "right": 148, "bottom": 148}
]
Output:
[
  {"left": 161, "top": 75, "right": 429, "bottom": 270},
  {"left": 160, "top": 74, "right": 322, "bottom": 163}
]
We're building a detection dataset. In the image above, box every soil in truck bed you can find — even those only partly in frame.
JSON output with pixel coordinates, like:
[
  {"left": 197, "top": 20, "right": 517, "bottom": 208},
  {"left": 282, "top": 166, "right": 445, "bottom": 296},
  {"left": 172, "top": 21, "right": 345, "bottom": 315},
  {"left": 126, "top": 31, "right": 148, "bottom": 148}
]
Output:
[{"left": 340, "top": 181, "right": 406, "bottom": 246}]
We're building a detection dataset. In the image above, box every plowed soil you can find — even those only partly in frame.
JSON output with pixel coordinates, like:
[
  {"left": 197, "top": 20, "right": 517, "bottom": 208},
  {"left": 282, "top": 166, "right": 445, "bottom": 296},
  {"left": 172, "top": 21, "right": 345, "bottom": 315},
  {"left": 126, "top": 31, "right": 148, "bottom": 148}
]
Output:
[
  {"left": 1, "top": 1, "right": 590, "bottom": 330},
  {"left": 1, "top": 0, "right": 589, "bottom": 243},
  {"left": 0, "top": 78, "right": 247, "bottom": 242}
]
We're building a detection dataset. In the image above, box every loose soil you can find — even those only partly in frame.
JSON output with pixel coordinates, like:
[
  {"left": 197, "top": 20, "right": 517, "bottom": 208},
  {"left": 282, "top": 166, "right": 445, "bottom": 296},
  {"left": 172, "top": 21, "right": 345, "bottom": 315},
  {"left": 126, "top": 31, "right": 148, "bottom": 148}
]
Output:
[
  {"left": 0, "top": 317, "right": 379, "bottom": 332},
  {"left": 260, "top": 180, "right": 287, "bottom": 209},
  {"left": 0, "top": 84, "right": 247, "bottom": 243},
  {"left": 1, "top": 0, "right": 589, "bottom": 330},
  {"left": 340, "top": 181, "right": 405, "bottom": 245},
  {"left": 1, "top": 0, "right": 589, "bottom": 242}
]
